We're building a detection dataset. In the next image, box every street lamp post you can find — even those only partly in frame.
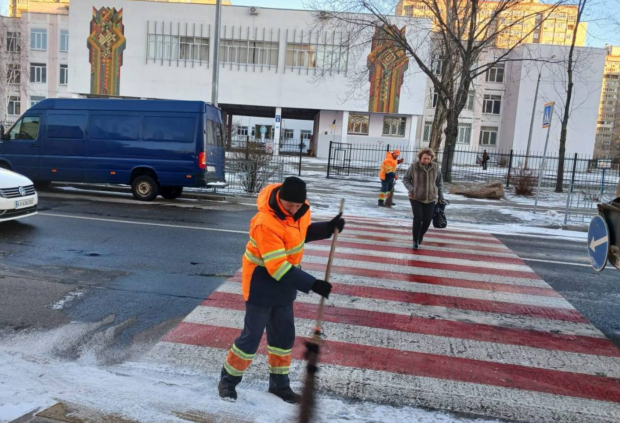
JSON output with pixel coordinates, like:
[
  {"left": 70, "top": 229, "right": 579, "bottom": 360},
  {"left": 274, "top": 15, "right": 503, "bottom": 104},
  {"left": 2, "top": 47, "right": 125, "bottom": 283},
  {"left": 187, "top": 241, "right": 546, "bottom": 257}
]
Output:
[
  {"left": 524, "top": 72, "right": 541, "bottom": 169},
  {"left": 211, "top": 0, "right": 222, "bottom": 107}
]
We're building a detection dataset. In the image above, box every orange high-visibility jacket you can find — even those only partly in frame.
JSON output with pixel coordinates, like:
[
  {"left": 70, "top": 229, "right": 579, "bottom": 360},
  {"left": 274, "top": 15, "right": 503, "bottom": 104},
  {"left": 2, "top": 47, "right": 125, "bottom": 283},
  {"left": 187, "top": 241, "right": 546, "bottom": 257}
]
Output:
[
  {"left": 380, "top": 152, "right": 398, "bottom": 181},
  {"left": 241, "top": 183, "right": 332, "bottom": 306}
]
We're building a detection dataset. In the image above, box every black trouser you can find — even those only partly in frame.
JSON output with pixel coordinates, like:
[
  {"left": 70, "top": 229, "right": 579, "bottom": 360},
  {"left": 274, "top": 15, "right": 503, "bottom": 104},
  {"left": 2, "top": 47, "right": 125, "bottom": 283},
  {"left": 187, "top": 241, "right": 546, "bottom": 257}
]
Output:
[
  {"left": 410, "top": 199, "right": 436, "bottom": 243},
  {"left": 221, "top": 302, "right": 295, "bottom": 387},
  {"left": 482, "top": 161, "right": 488, "bottom": 170}
]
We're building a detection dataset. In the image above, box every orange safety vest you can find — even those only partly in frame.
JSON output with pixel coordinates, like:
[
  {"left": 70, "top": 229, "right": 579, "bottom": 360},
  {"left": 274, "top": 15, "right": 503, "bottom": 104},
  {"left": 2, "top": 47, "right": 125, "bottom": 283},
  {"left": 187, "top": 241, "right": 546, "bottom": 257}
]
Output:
[
  {"left": 242, "top": 183, "right": 312, "bottom": 303},
  {"left": 380, "top": 152, "right": 398, "bottom": 180}
]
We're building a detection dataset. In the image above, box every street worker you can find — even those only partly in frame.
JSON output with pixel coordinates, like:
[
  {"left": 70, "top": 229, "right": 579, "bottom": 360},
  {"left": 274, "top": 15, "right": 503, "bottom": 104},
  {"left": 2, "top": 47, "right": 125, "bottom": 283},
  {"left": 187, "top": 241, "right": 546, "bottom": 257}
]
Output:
[
  {"left": 402, "top": 148, "right": 444, "bottom": 250},
  {"left": 218, "top": 176, "right": 345, "bottom": 404},
  {"left": 378, "top": 149, "right": 404, "bottom": 207}
]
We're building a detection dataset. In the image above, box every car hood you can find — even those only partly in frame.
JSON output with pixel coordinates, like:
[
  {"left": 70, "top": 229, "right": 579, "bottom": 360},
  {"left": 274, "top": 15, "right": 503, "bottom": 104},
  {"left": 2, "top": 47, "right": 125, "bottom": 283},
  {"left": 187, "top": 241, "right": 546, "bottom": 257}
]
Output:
[{"left": 0, "top": 168, "right": 34, "bottom": 189}]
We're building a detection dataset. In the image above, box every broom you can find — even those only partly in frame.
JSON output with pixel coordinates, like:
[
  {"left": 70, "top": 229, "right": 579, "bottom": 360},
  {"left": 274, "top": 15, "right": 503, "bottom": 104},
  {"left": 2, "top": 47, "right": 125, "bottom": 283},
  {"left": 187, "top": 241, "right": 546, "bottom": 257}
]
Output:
[{"left": 298, "top": 199, "right": 345, "bottom": 423}]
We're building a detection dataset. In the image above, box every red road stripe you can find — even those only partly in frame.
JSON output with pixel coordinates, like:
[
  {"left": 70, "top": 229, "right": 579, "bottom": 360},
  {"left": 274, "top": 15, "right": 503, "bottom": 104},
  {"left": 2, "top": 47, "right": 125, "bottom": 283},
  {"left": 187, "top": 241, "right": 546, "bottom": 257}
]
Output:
[
  {"left": 306, "top": 249, "right": 542, "bottom": 280},
  {"left": 202, "top": 293, "right": 620, "bottom": 357},
  {"left": 345, "top": 234, "right": 511, "bottom": 254},
  {"left": 223, "top": 279, "right": 582, "bottom": 323},
  {"left": 346, "top": 225, "right": 505, "bottom": 244},
  {"left": 164, "top": 322, "right": 620, "bottom": 404},
  {"left": 314, "top": 239, "right": 526, "bottom": 265},
  {"left": 302, "top": 262, "right": 560, "bottom": 298}
]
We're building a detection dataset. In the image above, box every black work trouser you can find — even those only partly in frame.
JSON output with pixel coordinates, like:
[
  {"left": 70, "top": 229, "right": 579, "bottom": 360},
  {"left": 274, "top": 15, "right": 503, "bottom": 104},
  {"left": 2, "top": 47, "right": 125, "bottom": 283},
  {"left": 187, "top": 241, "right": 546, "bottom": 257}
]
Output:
[
  {"left": 410, "top": 199, "right": 436, "bottom": 243},
  {"left": 221, "top": 302, "right": 295, "bottom": 387}
]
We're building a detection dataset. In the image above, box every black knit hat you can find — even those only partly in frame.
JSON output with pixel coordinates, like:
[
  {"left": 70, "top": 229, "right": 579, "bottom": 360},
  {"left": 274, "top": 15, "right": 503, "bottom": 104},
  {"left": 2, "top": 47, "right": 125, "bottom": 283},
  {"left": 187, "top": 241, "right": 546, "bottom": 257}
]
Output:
[{"left": 279, "top": 177, "right": 307, "bottom": 203}]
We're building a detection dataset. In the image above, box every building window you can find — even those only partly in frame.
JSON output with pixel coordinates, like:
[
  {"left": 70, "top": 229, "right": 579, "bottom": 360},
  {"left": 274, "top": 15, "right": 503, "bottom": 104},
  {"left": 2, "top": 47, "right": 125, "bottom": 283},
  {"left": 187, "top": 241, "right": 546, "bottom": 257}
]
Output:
[
  {"left": 428, "top": 88, "right": 439, "bottom": 108},
  {"left": 239, "top": 126, "right": 249, "bottom": 137},
  {"left": 221, "top": 40, "right": 278, "bottom": 67},
  {"left": 301, "top": 130, "right": 311, "bottom": 141},
  {"left": 315, "top": 44, "right": 348, "bottom": 73},
  {"left": 181, "top": 36, "right": 209, "bottom": 62},
  {"left": 457, "top": 124, "right": 472, "bottom": 145},
  {"left": 347, "top": 114, "right": 369, "bottom": 135},
  {"left": 7, "top": 32, "right": 20, "bottom": 53},
  {"left": 60, "top": 30, "right": 69, "bottom": 52},
  {"left": 423, "top": 121, "right": 432, "bottom": 143},
  {"left": 464, "top": 92, "right": 475, "bottom": 111},
  {"left": 7, "top": 64, "right": 20, "bottom": 84},
  {"left": 60, "top": 64, "right": 68, "bottom": 85},
  {"left": 431, "top": 55, "right": 444, "bottom": 76},
  {"left": 383, "top": 116, "right": 406, "bottom": 137},
  {"left": 482, "top": 94, "right": 501, "bottom": 115},
  {"left": 286, "top": 43, "right": 316, "bottom": 69},
  {"left": 30, "top": 63, "right": 47, "bottom": 83},
  {"left": 479, "top": 126, "right": 498, "bottom": 145},
  {"left": 30, "top": 29, "right": 47, "bottom": 51},
  {"left": 30, "top": 96, "right": 45, "bottom": 107},
  {"left": 7, "top": 96, "right": 21, "bottom": 116},
  {"left": 404, "top": 5, "right": 413, "bottom": 15},
  {"left": 486, "top": 64, "right": 505, "bottom": 83},
  {"left": 284, "top": 129, "right": 294, "bottom": 139},
  {"left": 148, "top": 34, "right": 179, "bottom": 61}
]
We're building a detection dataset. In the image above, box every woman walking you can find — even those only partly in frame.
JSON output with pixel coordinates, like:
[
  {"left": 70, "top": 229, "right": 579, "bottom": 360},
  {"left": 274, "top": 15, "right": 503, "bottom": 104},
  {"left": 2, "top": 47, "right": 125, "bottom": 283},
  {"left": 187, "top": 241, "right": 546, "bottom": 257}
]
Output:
[{"left": 402, "top": 148, "right": 444, "bottom": 250}]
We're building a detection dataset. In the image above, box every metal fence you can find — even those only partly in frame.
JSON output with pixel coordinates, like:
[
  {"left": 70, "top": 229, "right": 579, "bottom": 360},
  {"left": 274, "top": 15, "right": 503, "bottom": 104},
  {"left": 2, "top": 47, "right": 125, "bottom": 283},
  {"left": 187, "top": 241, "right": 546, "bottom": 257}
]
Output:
[{"left": 326, "top": 141, "right": 617, "bottom": 193}]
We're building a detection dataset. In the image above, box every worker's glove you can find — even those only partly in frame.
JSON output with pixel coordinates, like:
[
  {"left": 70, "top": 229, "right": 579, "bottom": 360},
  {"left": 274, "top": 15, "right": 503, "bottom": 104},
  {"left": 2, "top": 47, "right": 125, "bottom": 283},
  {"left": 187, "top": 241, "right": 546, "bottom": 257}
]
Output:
[
  {"left": 397, "top": 158, "right": 405, "bottom": 164},
  {"left": 328, "top": 213, "right": 345, "bottom": 234},
  {"left": 311, "top": 279, "right": 333, "bottom": 299}
]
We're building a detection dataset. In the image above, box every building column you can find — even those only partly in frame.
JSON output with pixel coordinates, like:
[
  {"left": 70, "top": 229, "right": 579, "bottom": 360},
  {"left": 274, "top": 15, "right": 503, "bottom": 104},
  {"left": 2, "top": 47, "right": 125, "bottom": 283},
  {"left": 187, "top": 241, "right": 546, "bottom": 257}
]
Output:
[
  {"left": 341, "top": 111, "right": 349, "bottom": 144},
  {"left": 273, "top": 107, "right": 282, "bottom": 156},
  {"left": 226, "top": 113, "right": 233, "bottom": 149}
]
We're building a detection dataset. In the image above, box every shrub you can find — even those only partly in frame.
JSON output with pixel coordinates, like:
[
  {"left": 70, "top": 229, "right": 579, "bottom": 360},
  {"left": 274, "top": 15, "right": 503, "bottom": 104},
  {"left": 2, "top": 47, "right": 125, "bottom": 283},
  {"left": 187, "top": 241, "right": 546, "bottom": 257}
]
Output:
[
  {"left": 229, "top": 141, "right": 279, "bottom": 193},
  {"left": 513, "top": 167, "right": 537, "bottom": 196}
]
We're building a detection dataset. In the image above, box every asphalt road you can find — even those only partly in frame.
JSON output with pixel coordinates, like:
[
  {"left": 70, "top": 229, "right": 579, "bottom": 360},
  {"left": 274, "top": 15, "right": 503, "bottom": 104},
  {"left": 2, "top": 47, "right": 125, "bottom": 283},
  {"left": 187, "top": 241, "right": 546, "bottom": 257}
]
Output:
[
  {"left": 1, "top": 189, "right": 619, "bottom": 366},
  {"left": 0, "top": 192, "right": 256, "bottom": 364}
]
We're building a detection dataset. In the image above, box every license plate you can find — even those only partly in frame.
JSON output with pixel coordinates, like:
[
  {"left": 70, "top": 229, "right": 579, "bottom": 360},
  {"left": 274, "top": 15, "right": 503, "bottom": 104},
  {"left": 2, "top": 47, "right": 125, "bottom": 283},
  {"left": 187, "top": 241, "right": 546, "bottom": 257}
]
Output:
[{"left": 15, "top": 198, "right": 34, "bottom": 209}]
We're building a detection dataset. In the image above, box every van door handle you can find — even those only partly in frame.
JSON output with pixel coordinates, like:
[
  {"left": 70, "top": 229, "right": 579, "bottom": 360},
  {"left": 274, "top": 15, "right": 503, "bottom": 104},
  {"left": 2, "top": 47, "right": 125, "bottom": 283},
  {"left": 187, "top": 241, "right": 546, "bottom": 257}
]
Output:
[{"left": 30, "top": 144, "right": 38, "bottom": 148}]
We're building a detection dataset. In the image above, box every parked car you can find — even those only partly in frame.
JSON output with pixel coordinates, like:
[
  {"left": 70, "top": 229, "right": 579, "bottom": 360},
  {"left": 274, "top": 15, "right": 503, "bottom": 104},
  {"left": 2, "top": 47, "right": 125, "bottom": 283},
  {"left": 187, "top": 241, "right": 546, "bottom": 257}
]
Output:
[
  {"left": 0, "top": 167, "right": 38, "bottom": 223},
  {"left": 0, "top": 98, "right": 226, "bottom": 202}
]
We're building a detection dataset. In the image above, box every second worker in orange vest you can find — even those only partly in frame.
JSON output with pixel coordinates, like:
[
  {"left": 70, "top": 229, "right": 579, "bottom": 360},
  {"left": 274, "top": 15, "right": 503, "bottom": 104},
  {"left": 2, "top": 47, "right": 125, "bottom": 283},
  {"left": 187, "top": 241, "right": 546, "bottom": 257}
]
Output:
[
  {"left": 379, "top": 149, "right": 404, "bottom": 207},
  {"left": 218, "top": 176, "right": 345, "bottom": 404}
]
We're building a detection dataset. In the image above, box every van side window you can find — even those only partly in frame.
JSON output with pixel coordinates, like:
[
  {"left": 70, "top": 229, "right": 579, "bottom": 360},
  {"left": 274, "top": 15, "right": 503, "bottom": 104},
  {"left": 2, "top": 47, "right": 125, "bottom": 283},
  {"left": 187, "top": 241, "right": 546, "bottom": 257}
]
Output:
[
  {"left": 214, "top": 122, "right": 224, "bottom": 147},
  {"left": 205, "top": 120, "right": 215, "bottom": 146},
  {"left": 90, "top": 115, "right": 140, "bottom": 140},
  {"left": 144, "top": 117, "right": 194, "bottom": 143},
  {"left": 9, "top": 116, "right": 40, "bottom": 140},
  {"left": 47, "top": 114, "right": 86, "bottom": 139}
]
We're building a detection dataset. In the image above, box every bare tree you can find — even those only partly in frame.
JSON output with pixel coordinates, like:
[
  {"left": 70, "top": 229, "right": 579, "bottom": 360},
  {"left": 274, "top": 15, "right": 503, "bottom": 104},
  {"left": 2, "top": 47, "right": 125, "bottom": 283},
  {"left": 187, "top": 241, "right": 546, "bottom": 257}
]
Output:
[
  {"left": 0, "top": 16, "right": 30, "bottom": 127},
  {"left": 307, "top": 0, "right": 566, "bottom": 181},
  {"left": 554, "top": 0, "right": 588, "bottom": 193}
]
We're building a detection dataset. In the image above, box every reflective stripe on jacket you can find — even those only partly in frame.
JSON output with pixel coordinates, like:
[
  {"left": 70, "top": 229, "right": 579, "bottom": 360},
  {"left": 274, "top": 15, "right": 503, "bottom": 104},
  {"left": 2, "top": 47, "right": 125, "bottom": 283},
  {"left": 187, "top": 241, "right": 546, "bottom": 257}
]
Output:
[
  {"left": 242, "top": 183, "right": 332, "bottom": 306},
  {"left": 380, "top": 152, "right": 397, "bottom": 181}
]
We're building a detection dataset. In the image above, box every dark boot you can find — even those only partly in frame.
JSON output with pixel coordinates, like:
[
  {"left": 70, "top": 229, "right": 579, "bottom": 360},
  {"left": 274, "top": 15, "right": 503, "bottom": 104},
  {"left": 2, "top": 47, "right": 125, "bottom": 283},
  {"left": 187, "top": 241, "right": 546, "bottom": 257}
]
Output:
[
  {"left": 268, "top": 374, "right": 301, "bottom": 404},
  {"left": 218, "top": 368, "right": 241, "bottom": 401},
  {"left": 413, "top": 241, "right": 419, "bottom": 250},
  {"left": 378, "top": 200, "right": 385, "bottom": 207}
]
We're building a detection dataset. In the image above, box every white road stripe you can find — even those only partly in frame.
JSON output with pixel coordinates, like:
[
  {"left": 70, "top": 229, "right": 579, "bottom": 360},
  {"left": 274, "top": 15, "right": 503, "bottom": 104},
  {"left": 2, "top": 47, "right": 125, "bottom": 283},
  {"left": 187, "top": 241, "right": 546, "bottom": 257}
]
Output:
[
  {"left": 315, "top": 236, "right": 521, "bottom": 258},
  {"left": 39, "top": 212, "right": 248, "bottom": 235},
  {"left": 301, "top": 255, "right": 547, "bottom": 288},
  {"left": 303, "top": 270, "right": 574, "bottom": 309},
  {"left": 305, "top": 244, "right": 533, "bottom": 272},
  {"left": 215, "top": 282, "right": 604, "bottom": 338},
  {"left": 184, "top": 306, "right": 620, "bottom": 377},
  {"left": 346, "top": 223, "right": 497, "bottom": 242},
  {"left": 146, "top": 343, "right": 620, "bottom": 423}
]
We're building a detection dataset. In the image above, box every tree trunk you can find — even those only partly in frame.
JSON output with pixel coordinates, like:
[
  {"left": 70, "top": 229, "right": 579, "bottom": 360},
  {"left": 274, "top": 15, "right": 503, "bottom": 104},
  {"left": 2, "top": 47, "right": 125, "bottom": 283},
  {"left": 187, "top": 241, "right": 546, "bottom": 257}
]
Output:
[
  {"left": 429, "top": 100, "right": 447, "bottom": 154},
  {"left": 441, "top": 107, "right": 460, "bottom": 183}
]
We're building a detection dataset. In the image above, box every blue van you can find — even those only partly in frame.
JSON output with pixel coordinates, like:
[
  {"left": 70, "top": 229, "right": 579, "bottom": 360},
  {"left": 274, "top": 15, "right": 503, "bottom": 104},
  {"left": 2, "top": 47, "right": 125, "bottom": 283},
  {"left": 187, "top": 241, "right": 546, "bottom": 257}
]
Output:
[{"left": 0, "top": 98, "right": 225, "bottom": 201}]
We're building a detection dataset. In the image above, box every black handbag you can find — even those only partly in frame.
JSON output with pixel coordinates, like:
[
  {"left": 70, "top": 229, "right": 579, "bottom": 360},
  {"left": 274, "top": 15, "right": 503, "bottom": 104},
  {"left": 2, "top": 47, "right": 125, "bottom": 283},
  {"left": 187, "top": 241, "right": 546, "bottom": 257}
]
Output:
[{"left": 433, "top": 201, "right": 448, "bottom": 229}]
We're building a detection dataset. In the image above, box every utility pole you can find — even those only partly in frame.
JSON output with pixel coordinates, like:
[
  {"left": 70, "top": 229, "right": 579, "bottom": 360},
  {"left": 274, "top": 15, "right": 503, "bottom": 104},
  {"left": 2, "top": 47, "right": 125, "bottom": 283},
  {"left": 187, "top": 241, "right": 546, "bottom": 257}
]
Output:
[
  {"left": 525, "top": 72, "right": 541, "bottom": 169},
  {"left": 211, "top": 0, "right": 222, "bottom": 107}
]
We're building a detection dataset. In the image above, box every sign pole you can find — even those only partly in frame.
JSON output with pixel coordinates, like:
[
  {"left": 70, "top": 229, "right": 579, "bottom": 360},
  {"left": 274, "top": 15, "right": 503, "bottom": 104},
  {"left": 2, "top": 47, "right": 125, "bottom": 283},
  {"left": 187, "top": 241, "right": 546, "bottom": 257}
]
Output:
[{"left": 534, "top": 102, "right": 554, "bottom": 214}]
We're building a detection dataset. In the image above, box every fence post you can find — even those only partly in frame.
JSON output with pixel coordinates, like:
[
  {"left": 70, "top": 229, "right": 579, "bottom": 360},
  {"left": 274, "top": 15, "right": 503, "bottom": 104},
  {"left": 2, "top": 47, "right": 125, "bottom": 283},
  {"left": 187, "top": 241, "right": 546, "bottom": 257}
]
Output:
[
  {"left": 506, "top": 149, "right": 514, "bottom": 188},
  {"left": 564, "top": 153, "right": 579, "bottom": 225},
  {"left": 327, "top": 141, "right": 333, "bottom": 179},
  {"left": 298, "top": 139, "right": 303, "bottom": 177}
]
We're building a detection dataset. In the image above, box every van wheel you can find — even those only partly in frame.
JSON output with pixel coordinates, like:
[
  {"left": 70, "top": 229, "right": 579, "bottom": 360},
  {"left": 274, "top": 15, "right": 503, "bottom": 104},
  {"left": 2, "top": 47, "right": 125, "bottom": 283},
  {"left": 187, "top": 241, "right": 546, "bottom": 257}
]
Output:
[
  {"left": 160, "top": 187, "right": 183, "bottom": 200},
  {"left": 131, "top": 175, "right": 159, "bottom": 201}
]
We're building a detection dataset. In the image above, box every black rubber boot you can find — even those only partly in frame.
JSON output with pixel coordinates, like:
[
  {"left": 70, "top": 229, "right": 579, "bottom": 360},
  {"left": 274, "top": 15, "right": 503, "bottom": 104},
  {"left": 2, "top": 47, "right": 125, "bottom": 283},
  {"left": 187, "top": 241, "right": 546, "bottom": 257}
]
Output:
[
  {"left": 218, "top": 368, "right": 241, "bottom": 401},
  {"left": 268, "top": 374, "right": 301, "bottom": 404},
  {"left": 378, "top": 200, "right": 385, "bottom": 207}
]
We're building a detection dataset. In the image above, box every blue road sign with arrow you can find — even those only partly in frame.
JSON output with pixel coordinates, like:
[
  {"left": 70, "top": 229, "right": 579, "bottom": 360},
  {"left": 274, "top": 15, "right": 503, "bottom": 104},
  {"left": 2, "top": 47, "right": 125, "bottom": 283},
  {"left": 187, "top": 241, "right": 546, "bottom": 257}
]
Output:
[{"left": 588, "top": 215, "right": 610, "bottom": 272}]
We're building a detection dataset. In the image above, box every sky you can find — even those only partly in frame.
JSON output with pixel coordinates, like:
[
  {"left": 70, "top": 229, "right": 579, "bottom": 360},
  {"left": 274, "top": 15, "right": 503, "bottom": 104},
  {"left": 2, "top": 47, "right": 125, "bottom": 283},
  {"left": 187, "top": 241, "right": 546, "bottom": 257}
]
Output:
[{"left": 1, "top": 0, "right": 619, "bottom": 47}]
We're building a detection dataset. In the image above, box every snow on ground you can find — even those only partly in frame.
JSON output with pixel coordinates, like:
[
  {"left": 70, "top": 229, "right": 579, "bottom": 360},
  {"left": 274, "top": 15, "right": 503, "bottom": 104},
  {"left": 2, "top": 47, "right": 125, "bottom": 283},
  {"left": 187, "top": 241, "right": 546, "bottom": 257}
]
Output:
[{"left": 0, "top": 328, "right": 502, "bottom": 423}]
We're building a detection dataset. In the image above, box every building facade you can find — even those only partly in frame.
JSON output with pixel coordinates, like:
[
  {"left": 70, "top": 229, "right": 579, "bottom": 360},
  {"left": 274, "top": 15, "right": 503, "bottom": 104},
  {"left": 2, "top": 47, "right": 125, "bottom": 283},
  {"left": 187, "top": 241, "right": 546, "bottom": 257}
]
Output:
[
  {"left": 67, "top": 1, "right": 430, "bottom": 158},
  {"left": 593, "top": 46, "right": 620, "bottom": 161},
  {"left": 0, "top": 11, "right": 73, "bottom": 125},
  {"left": 396, "top": 0, "right": 587, "bottom": 48}
]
